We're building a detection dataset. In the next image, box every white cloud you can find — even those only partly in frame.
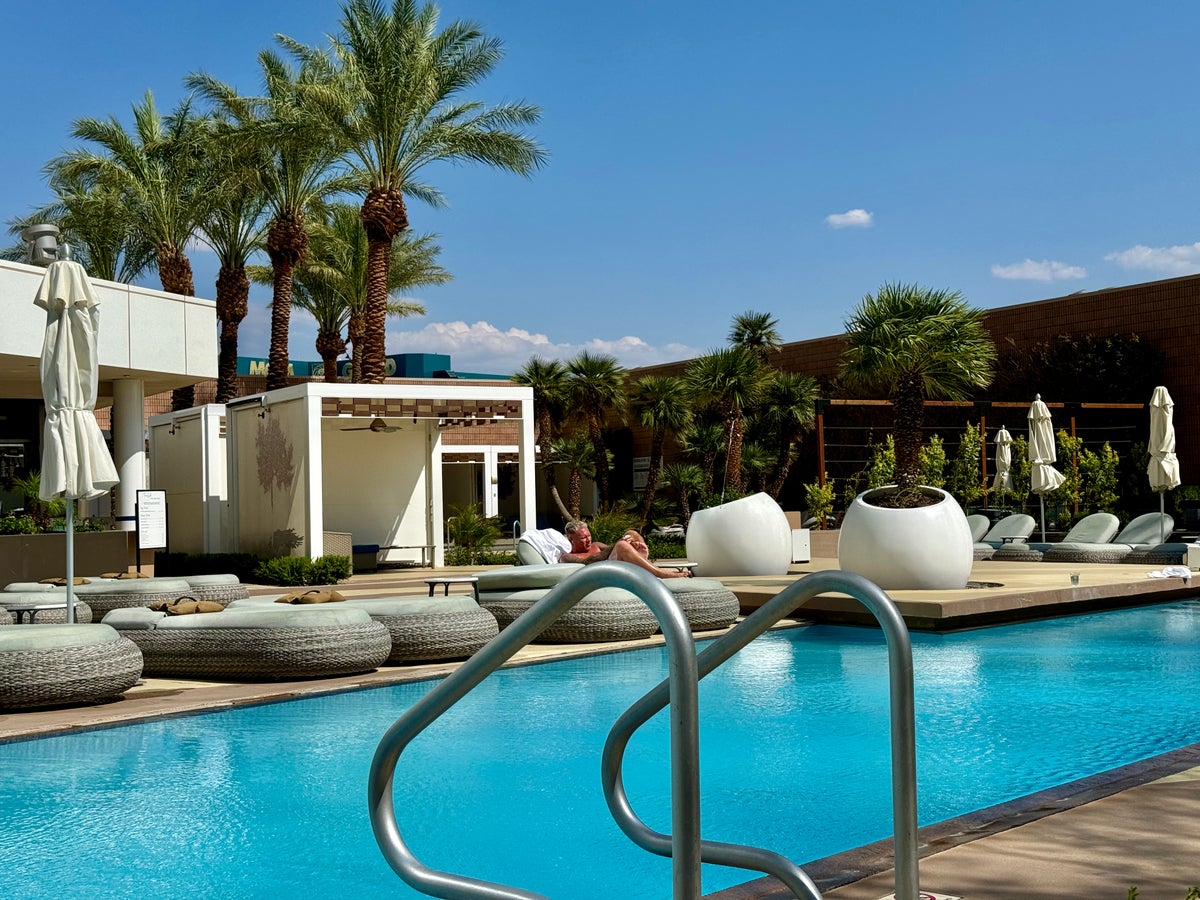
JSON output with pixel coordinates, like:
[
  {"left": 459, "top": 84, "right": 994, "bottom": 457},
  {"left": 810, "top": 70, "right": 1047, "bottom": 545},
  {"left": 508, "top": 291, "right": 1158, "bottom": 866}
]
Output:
[
  {"left": 386, "top": 320, "right": 700, "bottom": 375},
  {"left": 990, "top": 259, "right": 1087, "bottom": 282},
  {"left": 1104, "top": 243, "right": 1200, "bottom": 276},
  {"left": 825, "top": 208, "right": 873, "bottom": 229}
]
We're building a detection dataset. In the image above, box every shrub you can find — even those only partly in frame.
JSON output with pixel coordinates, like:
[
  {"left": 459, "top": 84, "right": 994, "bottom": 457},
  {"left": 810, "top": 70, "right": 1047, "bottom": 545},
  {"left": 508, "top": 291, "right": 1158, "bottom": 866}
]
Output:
[
  {"left": 252, "top": 555, "right": 351, "bottom": 586},
  {"left": 803, "top": 478, "right": 835, "bottom": 529},
  {"left": 446, "top": 504, "right": 503, "bottom": 564},
  {"left": 946, "top": 421, "right": 985, "bottom": 506},
  {"left": 0, "top": 514, "right": 39, "bottom": 535},
  {"left": 646, "top": 536, "right": 686, "bottom": 559}
]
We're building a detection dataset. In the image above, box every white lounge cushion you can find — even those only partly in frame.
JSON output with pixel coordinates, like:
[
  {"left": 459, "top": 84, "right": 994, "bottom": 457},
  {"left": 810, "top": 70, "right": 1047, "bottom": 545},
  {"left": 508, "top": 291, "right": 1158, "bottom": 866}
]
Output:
[
  {"left": 474, "top": 563, "right": 583, "bottom": 592},
  {"left": 0, "top": 623, "right": 121, "bottom": 652}
]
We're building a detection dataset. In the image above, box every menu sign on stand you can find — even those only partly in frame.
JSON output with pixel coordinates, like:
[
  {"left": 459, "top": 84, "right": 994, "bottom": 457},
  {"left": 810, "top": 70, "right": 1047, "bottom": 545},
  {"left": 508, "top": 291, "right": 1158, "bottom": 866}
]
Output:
[{"left": 135, "top": 490, "right": 168, "bottom": 573}]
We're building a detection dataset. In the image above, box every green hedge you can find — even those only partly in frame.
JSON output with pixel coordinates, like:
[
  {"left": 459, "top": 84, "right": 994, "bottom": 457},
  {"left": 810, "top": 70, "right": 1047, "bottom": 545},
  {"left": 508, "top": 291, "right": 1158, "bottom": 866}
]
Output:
[{"left": 154, "top": 551, "right": 351, "bottom": 586}]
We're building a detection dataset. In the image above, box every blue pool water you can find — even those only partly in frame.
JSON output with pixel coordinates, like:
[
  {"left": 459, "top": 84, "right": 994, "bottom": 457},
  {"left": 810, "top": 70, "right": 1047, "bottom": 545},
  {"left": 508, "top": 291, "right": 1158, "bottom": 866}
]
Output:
[{"left": 3, "top": 600, "right": 1200, "bottom": 899}]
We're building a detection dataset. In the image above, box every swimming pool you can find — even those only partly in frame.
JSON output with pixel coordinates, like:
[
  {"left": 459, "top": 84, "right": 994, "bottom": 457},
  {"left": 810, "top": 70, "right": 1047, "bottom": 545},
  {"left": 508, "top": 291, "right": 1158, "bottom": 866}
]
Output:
[{"left": 3, "top": 600, "right": 1199, "bottom": 899}]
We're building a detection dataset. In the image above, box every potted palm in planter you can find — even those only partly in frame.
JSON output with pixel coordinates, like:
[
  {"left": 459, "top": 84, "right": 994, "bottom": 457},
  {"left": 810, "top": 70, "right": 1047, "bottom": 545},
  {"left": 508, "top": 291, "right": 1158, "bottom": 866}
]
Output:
[{"left": 837, "top": 283, "right": 996, "bottom": 589}]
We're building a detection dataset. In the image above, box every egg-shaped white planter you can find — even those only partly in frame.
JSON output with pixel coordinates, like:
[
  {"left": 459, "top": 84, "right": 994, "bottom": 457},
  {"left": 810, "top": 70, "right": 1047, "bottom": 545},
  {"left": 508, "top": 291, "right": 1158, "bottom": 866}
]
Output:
[
  {"left": 686, "top": 492, "right": 792, "bottom": 577},
  {"left": 838, "top": 486, "right": 972, "bottom": 590}
]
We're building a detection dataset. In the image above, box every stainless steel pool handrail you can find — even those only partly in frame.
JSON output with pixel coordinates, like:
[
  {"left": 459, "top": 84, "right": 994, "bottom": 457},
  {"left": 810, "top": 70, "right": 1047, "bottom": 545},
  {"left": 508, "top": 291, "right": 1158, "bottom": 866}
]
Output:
[
  {"left": 601, "top": 570, "right": 920, "bottom": 900},
  {"left": 368, "top": 562, "right": 703, "bottom": 899}
]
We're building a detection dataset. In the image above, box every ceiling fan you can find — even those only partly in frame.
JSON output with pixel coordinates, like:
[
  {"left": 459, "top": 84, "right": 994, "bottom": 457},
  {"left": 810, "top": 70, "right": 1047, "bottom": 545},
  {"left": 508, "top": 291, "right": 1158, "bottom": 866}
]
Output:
[{"left": 339, "top": 416, "right": 398, "bottom": 434}]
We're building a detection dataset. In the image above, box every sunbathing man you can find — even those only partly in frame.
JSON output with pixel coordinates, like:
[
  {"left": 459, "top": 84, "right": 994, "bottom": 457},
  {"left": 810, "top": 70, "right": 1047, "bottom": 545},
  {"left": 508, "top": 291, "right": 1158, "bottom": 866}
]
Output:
[{"left": 561, "top": 521, "right": 689, "bottom": 578}]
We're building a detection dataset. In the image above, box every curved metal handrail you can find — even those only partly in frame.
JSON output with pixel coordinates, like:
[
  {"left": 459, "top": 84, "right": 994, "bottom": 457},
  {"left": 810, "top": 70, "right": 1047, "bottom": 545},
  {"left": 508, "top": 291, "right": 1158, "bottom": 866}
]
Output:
[
  {"left": 601, "top": 570, "right": 920, "bottom": 900},
  {"left": 368, "top": 562, "right": 704, "bottom": 899}
]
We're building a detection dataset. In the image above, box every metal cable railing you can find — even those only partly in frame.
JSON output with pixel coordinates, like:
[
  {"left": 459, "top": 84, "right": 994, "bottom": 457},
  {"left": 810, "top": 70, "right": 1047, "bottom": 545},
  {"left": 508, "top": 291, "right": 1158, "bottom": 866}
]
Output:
[{"left": 601, "top": 569, "right": 919, "bottom": 900}]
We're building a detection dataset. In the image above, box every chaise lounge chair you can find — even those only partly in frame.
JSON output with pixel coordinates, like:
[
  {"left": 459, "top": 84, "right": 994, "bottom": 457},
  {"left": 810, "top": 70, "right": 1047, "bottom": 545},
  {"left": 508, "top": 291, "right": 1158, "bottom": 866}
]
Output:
[
  {"left": 1043, "top": 512, "right": 1174, "bottom": 564},
  {"left": 972, "top": 513, "right": 1036, "bottom": 560},
  {"left": 966, "top": 514, "right": 990, "bottom": 543},
  {"left": 991, "top": 512, "right": 1119, "bottom": 562}
]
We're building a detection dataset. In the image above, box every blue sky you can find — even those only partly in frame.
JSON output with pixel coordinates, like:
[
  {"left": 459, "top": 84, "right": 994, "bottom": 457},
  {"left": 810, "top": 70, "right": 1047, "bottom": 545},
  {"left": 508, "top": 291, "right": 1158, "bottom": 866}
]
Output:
[{"left": 5, "top": 0, "right": 1199, "bottom": 375}]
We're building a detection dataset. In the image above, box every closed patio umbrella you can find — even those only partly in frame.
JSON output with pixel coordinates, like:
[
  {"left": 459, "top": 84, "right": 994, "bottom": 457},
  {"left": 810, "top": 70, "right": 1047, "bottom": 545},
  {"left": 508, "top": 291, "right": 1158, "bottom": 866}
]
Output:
[
  {"left": 1147, "top": 385, "right": 1180, "bottom": 543},
  {"left": 1028, "top": 394, "right": 1065, "bottom": 542},
  {"left": 991, "top": 425, "right": 1013, "bottom": 496},
  {"left": 35, "top": 250, "right": 119, "bottom": 623}
]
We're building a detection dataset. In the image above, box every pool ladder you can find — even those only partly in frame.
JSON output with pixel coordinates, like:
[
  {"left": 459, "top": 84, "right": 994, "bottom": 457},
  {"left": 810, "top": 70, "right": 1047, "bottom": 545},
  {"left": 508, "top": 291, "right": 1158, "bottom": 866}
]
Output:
[{"left": 368, "top": 565, "right": 920, "bottom": 900}]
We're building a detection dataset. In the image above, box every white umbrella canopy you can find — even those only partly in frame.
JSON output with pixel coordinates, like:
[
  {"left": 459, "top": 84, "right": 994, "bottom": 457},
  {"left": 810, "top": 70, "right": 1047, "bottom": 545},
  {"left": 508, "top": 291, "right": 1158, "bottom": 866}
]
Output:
[
  {"left": 1147, "top": 385, "right": 1181, "bottom": 543},
  {"left": 1027, "top": 394, "right": 1065, "bottom": 542},
  {"left": 991, "top": 426, "right": 1013, "bottom": 494},
  {"left": 35, "top": 256, "right": 119, "bottom": 623}
]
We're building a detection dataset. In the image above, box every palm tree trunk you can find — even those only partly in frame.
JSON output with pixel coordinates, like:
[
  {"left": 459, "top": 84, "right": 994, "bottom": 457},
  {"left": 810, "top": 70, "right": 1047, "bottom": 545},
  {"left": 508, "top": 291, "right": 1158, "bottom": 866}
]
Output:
[
  {"left": 725, "top": 417, "right": 745, "bottom": 495},
  {"left": 587, "top": 413, "right": 609, "bottom": 508},
  {"left": 768, "top": 435, "right": 796, "bottom": 499},
  {"left": 157, "top": 243, "right": 197, "bottom": 411},
  {"left": 265, "top": 213, "right": 307, "bottom": 392},
  {"left": 360, "top": 189, "right": 409, "bottom": 384},
  {"left": 568, "top": 469, "right": 581, "bottom": 518},
  {"left": 214, "top": 264, "right": 249, "bottom": 404},
  {"left": 639, "top": 429, "right": 665, "bottom": 526},
  {"left": 347, "top": 311, "right": 365, "bottom": 383},
  {"left": 893, "top": 377, "right": 924, "bottom": 495},
  {"left": 316, "top": 330, "right": 346, "bottom": 384}
]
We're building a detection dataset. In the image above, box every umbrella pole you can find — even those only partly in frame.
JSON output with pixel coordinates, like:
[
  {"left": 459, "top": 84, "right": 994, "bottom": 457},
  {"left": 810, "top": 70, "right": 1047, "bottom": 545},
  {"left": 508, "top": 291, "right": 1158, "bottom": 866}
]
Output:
[
  {"left": 1039, "top": 495, "right": 1046, "bottom": 543},
  {"left": 65, "top": 500, "right": 75, "bottom": 624},
  {"left": 1161, "top": 493, "right": 1166, "bottom": 544}
]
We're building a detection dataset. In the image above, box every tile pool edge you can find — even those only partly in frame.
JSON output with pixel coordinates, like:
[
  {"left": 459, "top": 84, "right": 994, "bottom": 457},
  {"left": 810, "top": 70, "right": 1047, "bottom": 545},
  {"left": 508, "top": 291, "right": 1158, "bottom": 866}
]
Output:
[{"left": 707, "top": 741, "right": 1200, "bottom": 898}]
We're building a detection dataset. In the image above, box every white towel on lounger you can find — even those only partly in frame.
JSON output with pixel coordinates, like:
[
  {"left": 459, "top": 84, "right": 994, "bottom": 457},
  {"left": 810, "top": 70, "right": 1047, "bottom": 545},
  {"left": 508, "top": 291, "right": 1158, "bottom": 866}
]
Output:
[{"left": 518, "top": 528, "right": 571, "bottom": 564}]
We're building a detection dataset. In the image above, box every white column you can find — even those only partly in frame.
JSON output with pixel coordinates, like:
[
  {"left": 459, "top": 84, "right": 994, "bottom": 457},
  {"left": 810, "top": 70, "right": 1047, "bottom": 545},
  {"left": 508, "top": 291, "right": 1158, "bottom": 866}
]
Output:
[
  {"left": 304, "top": 395, "right": 324, "bottom": 559},
  {"left": 112, "top": 378, "right": 145, "bottom": 532},
  {"left": 517, "top": 400, "right": 536, "bottom": 536},
  {"left": 483, "top": 446, "right": 500, "bottom": 518}
]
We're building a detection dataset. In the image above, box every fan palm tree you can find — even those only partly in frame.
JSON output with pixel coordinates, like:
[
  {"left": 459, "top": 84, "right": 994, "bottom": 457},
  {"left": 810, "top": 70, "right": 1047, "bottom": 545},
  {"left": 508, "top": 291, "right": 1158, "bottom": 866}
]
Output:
[
  {"left": 629, "top": 374, "right": 692, "bottom": 527},
  {"left": 840, "top": 282, "right": 996, "bottom": 504},
  {"left": 511, "top": 356, "right": 572, "bottom": 514},
  {"left": 661, "top": 461, "right": 705, "bottom": 527},
  {"left": 53, "top": 91, "right": 215, "bottom": 409},
  {"left": 188, "top": 53, "right": 354, "bottom": 392},
  {"left": 758, "top": 370, "right": 819, "bottom": 499},
  {"left": 549, "top": 434, "right": 595, "bottom": 519},
  {"left": 283, "top": 0, "right": 546, "bottom": 383},
  {"left": 566, "top": 351, "right": 626, "bottom": 508},
  {"left": 678, "top": 419, "right": 725, "bottom": 499},
  {"left": 685, "top": 346, "right": 770, "bottom": 497},
  {"left": 729, "top": 309, "right": 782, "bottom": 362}
]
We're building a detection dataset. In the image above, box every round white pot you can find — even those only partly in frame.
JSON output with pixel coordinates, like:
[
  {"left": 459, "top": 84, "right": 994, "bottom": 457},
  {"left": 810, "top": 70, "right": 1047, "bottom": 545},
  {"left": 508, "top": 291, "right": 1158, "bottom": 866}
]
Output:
[
  {"left": 686, "top": 492, "right": 792, "bottom": 577},
  {"left": 837, "top": 486, "right": 972, "bottom": 590}
]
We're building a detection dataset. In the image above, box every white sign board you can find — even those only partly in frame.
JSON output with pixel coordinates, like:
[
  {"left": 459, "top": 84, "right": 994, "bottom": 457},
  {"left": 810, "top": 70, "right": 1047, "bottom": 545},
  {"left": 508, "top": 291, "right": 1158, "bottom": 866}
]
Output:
[{"left": 136, "top": 490, "right": 168, "bottom": 550}]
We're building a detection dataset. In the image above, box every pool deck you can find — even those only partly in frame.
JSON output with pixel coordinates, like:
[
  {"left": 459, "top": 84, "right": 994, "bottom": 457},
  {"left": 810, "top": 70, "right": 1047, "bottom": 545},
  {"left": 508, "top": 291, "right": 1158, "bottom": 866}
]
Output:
[{"left": 4, "top": 557, "right": 1199, "bottom": 898}]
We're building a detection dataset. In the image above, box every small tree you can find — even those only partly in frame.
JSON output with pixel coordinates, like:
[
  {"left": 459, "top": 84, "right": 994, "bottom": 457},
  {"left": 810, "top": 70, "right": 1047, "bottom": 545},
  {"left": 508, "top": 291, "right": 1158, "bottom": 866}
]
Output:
[
  {"left": 445, "top": 504, "right": 502, "bottom": 565},
  {"left": 840, "top": 283, "right": 995, "bottom": 505},
  {"left": 803, "top": 477, "right": 835, "bottom": 529},
  {"left": 919, "top": 435, "right": 947, "bottom": 489},
  {"left": 947, "top": 422, "right": 985, "bottom": 507}
]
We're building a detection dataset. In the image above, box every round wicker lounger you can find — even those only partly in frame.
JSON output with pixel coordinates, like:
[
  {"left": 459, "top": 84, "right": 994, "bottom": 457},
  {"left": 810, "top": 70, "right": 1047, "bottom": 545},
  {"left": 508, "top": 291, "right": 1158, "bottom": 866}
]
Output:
[
  {"left": 71, "top": 578, "right": 196, "bottom": 618},
  {"left": 480, "top": 586, "right": 660, "bottom": 643},
  {"left": 228, "top": 595, "right": 500, "bottom": 664},
  {"left": 103, "top": 606, "right": 391, "bottom": 680},
  {"left": 0, "top": 624, "right": 143, "bottom": 709}
]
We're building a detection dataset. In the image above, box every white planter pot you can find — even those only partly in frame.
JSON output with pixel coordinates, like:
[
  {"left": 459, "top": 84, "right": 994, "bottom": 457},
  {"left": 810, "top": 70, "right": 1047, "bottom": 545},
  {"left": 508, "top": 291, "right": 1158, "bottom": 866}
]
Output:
[
  {"left": 686, "top": 492, "right": 792, "bottom": 577},
  {"left": 837, "top": 486, "right": 972, "bottom": 590}
]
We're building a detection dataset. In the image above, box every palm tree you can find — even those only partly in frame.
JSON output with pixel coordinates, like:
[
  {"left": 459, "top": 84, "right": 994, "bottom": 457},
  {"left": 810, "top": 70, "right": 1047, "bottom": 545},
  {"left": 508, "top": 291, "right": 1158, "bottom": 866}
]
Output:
[
  {"left": 285, "top": 0, "right": 546, "bottom": 383},
  {"left": 840, "top": 282, "right": 996, "bottom": 504},
  {"left": 629, "top": 374, "right": 692, "bottom": 527},
  {"left": 739, "top": 441, "right": 773, "bottom": 494},
  {"left": 303, "top": 204, "right": 443, "bottom": 382},
  {"left": 685, "top": 346, "right": 770, "bottom": 497},
  {"left": 729, "top": 310, "right": 782, "bottom": 362},
  {"left": 53, "top": 91, "right": 215, "bottom": 409},
  {"left": 188, "top": 53, "right": 354, "bottom": 392},
  {"left": 678, "top": 419, "right": 725, "bottom": 499},
  {"left": 549, "top": 434, "right": 595, "bottom": 519},
  {"left": 6, "top": 171, "right": 155, "bottom": 283},
  {"left": 758, "top": 370, "right": 819, "bottom": 498},
  {"left": 566, "top": 351, "right": 626, "bottom": 508},
  {"left": 661, "top": 461, "right": 705, "bottom": 527},
  {"left": 190, "top": 119, "right": 270, "bottom": 403}
]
